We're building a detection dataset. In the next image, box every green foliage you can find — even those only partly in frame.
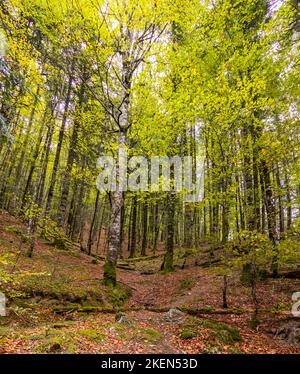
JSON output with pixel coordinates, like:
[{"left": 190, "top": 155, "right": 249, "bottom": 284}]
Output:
[
  {"left": 224, "top": 230, "right": 273, "bottom": 270},
  {"left": 0, "top": 326, "right": 11, "bottom": 338},
  {"left": 5, "top": 225, "right": 23, "bottom": 235},
  {"left": 0, "top": 253, "right": 14, "bottom": 284},
  {"left": 277, "top": 238, "right": 300, "bottom": 266}
]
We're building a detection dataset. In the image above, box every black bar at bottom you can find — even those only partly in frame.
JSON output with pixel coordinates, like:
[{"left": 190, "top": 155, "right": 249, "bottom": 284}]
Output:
[{"left": 0, "top": 354, "right": 300, "bottom": 371}]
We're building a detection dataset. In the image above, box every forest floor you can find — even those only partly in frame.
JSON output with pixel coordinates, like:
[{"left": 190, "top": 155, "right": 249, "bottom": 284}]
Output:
[{"left": 0, "top": 210, "right": 300, "bottom": 354}]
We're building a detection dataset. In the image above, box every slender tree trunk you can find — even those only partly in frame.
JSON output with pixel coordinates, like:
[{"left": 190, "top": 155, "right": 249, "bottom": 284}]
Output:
[
  {"left": 223, "top": 275, "right": 228, "bottom": 309},
  {"left": 36, "top": 114, "right": 56, "bottom": 209},
  {"left": 45, "top": 71, "right": 73, "bottom": 216},
  {"left": 276, "top": 166, "right": 285, "bottom": 236},
  {"left": 163, "top": 192, "right": 175, "bottom": 272},
  {"left": 221, "top": 167, "right": 230, "bottom": 243},
  {"left": 141, "top": 201, "right": 148, "bottom": 256},
  {"left": 262, "top": 160, "right": 280, "bottom": 277},
  {"left": 11, "top": 87, "right": 40, "bottom": 212},
  {"left": 153, "top": 204, "right": 163, "bottom": 254},
  {"left": 71, "top": 173, "right": 85, "bottom": 242},
  {"left": 57, "top": 80, "right": 86, "bottom": 227},
  {"left": 119, "top": 195, "right": 125, "bottom": 259},
  {"left": 285, "top": 171, "right": 292, "bottom": 231},
  {"left": 21, "top": 107, "right": 48, "bottom": 206},
  {"left": 129, "top": 196, "right": 137, "bottom": 258},
  {"left": 87, "top": 190, "right": 100, "bottom": 255},
  {"left": 96, "top": 200, "right": 105, "bottom": 254}
]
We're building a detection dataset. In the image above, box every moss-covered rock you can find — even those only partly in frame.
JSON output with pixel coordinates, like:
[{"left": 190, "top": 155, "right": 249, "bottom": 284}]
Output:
[
  {"left": 77, "top": 329, "right": 105, "bottom": 342},
  {"left": 141, "top": 328, "right": 162, "bottom": 343},
  {"left": 107, "top": 284, "right": 132, "bottom": 308},
  {"left": 180, "top": 278, "right": 196, "bottom": 291},
  {"left": 197, "top": 319, "right": 242, "bottom": 344},
  {"left": 0, "top": 326, "right": 11, "bottom": 337},
  {"left": 5, "top": 225, "right": 23, "bottom": 235},
  {"left": 33, "top": 332, "right": 76, "bottom": 354},
  {"left": 180, "top": 329, "right": 197, "bottom": 340},
  {"left": 103, "top": 262, "right": 117, "bottom": 287},
  {"left": 51, "top": 321, "right": 76, "bottom": 329}
]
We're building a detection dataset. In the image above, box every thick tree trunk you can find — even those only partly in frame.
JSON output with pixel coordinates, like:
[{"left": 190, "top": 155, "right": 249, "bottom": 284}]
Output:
[
  {"left": 103, "top": 132, "right": 126, "bottom": 286},
  {"left": 103, "top": 189, "right": 124, "bottom": 286}
]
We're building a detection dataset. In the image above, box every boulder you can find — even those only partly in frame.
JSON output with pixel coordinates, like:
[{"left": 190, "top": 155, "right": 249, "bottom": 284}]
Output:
[
  {"left": 115, "top": 312, "right": 130, "bottom": 324},
  {"left": 274, "top": 322, "right": 300, "bottom": 345},
  {"left": 165, "top": 308, "right": 185, "bottom": 322}
]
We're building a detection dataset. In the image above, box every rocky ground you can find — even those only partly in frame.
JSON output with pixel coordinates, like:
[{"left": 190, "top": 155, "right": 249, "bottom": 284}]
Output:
[{"left": 1, "top": 210, "right": 300, "bottom": 354}]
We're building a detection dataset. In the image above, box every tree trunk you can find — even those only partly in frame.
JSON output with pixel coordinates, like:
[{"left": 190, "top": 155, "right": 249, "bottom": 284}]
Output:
[
  {"left": 163, "top": 192, "right": 175, "bottom": 272},
  {"left": 262, "top": 160, "right": 280, "bottom": 277},
  {"left": 276, "top": 166, "right": 285, "bottom": 236},
  {"left": 11, "top": 86, "right": 40, "bottom": 212},
  {"left": 45, "top": 71, "right": 73, "bottom": 216},
  {"left": 103, "top": 132, "right": 126, "bottom": 286},
  {"left": 57, "top": 80, "right": 86, "bottom": 227},
  {"left": 21, "top": 106, "right": 48, "bottom": 207},
  {"left": 141, "top": 201, "right": 148, "bottom": 256},
  {"left": 129, "top": 196, "right": 137, "bottom": 258},
  {"left": 87, "top": 190, "right": 100, "bottom": 255}
]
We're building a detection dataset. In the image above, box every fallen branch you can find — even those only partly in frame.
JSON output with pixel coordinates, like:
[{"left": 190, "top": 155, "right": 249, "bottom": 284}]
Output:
[
  {"left": 196, "top": 258, "right": 221, "bottom": 268},
  {"left": 126, "top": 254, "right": 164, "bottom": 263},
  {"left": 117, "top": 264, "right": 136, "bottom": 271},
  {"left": 52, "top": 305, "right": 245, "bottom": 316}
]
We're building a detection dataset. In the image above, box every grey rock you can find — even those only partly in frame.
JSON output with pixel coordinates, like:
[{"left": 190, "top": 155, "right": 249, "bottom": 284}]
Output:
[
  {"left": 165, "top": 308, "right": 185, "bottom": 322},
  {"left": 274, "top": 322, "right": 300, "bottom": 345},
  {"left": 140, "top": 269, "right": 156, "bottom": 275},
  {"left": 115, "top": 312, "right": 130, "bottom": 324}
]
